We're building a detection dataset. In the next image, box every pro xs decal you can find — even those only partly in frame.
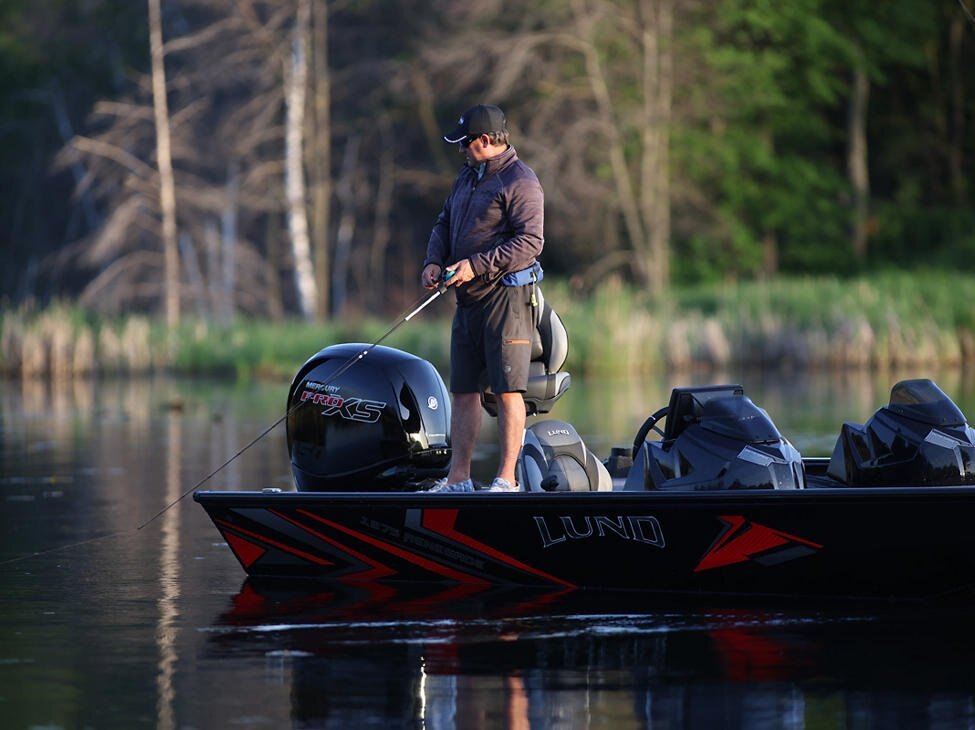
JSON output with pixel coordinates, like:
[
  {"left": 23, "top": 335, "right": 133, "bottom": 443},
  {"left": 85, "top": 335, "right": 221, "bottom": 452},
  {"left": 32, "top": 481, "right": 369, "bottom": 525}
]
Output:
[
  {"left": 695, "top": 515, "right": 822, "bottom": 572},
  {"left": 299, "top": 389, "right": 386, "bottom": 423}
]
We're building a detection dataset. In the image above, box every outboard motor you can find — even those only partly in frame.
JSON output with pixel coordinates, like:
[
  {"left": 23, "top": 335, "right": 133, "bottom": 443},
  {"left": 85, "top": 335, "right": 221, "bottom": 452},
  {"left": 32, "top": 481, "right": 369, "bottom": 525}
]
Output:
[
  {"left": 623, "top": 385, "right": 805, "bottom": 491},
  {"left": 827, "top": 378, "right": 975, "bottom": 486},
  {"left": 286, "top": 344, "right": 451, "bottom": 491},
  {"left": 517, "top": 420, "right": 613, "bottom": 492}
]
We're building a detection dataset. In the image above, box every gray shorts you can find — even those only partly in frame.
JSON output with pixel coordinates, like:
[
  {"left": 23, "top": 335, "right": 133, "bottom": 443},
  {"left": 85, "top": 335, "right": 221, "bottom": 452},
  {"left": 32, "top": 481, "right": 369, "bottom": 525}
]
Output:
[{"left": 450, "top": 285, "right": 534, "bottom": 394}]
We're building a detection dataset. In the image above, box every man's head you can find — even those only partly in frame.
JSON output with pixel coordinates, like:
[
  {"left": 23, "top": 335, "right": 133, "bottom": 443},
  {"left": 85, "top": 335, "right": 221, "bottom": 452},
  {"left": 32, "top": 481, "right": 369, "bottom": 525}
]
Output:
[{"left": 443, "top": 104, "right": 509, "bottom": 162}]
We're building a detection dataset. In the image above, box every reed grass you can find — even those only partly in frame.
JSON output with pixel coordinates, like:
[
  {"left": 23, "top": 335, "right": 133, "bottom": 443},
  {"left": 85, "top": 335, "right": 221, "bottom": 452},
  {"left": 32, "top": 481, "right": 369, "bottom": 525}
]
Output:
[{"left": 2, "top": 271, "right": 974, "bottom": 380}]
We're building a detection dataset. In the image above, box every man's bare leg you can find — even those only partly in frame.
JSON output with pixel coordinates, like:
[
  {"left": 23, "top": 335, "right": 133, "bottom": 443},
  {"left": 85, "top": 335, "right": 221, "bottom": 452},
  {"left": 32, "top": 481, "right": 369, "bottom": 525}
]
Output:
[
  {"left": 447, "top": 392, "right": 482, "bottom": 484},
  {"left": 494, "top": 391, "right": 526, "bottom": 485}
]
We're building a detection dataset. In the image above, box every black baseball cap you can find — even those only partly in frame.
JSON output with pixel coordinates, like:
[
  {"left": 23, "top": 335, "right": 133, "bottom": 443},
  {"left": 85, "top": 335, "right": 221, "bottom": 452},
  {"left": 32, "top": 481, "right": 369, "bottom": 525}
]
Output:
[{"left": 443, "top": 104, "right": 507, "bottom": 143}]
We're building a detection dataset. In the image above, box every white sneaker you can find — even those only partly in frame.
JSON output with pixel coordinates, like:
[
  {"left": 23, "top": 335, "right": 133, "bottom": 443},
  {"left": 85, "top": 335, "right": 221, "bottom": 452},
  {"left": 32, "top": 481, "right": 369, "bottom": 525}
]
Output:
[
  {"left": 486, "top": 478, "right": 521, "bottom": 493},
  {"left": 427, "top": 478, "right": 475, "bottom": 493}
]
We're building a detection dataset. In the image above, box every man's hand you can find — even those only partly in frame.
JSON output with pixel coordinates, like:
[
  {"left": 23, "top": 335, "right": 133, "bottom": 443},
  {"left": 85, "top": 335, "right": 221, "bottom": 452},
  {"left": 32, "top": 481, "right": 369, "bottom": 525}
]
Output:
[
  {"left": 444, "top": 258, "right": 474, "bottom": 286},
  {"left": 421, "top": 263, "right": 442, "bottom": 290}
]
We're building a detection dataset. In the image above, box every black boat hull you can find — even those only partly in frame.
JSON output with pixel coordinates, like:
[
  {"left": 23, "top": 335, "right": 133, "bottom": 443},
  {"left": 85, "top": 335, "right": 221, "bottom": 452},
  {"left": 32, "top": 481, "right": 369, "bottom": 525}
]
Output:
[{"left": 194, "top": 476, "right": 975, "bottom": 600}]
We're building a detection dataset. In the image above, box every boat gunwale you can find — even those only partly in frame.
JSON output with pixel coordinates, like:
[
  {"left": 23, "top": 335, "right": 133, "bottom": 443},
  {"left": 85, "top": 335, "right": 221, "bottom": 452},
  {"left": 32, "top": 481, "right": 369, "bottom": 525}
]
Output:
[{"left": 193, "top": 484, "right": 975, "bottom": 504}]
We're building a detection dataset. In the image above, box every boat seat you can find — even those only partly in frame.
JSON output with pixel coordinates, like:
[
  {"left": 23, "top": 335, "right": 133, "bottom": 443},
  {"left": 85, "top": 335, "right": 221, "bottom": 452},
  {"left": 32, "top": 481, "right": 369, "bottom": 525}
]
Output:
[
  {"left": 517, "top": 420, "right": 613, "bottom": 492},
  {"left": 481, "top": 287, "right": 571, "bottom": 416}
]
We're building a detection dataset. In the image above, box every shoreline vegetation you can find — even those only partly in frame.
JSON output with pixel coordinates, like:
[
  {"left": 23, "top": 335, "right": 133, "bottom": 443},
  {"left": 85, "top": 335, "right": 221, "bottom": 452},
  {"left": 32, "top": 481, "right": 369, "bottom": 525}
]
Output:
[{"left": 3, "top": 272, "right": 974, "bottom": 380}]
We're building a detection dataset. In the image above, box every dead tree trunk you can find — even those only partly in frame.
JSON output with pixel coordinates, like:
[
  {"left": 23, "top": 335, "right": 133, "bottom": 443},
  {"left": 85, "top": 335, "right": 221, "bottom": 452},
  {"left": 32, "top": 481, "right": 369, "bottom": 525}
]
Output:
[
  {"left": 285, "top": 0, "right": 317, "bottom": 320},
  {"left": 639, "top": 0, "right": 673, "bottom": 293},
  {"left": 310, "top": 0, "right": 332, "bottom": 319},
  {"left": 148, "top": 0, "right": 180, "bottom": 330}
]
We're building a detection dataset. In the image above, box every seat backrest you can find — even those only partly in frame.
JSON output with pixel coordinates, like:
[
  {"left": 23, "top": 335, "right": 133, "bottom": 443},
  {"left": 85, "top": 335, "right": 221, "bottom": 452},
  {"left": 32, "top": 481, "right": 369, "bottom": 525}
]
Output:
[
  {"left": 531, "top": 287, "right": 568, "bottom": 374},
  {"left": 518, "top": 420, "right": 613, "bottom": 492}
]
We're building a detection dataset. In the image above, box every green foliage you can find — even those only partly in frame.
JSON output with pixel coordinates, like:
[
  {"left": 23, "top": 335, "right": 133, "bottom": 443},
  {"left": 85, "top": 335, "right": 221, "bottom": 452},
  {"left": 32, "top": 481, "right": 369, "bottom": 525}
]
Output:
[
  {"left": 0, "top": 0, "right": 973, "bottom": 308},
  {"left": 6, "top": 272, "right": 975, "bottom": 379},
  {"left": 679, "top": 0, "right": 853, "bottom": 277},
  {"left": 169, "top": 315, "right": 452, "bottom": 380}
]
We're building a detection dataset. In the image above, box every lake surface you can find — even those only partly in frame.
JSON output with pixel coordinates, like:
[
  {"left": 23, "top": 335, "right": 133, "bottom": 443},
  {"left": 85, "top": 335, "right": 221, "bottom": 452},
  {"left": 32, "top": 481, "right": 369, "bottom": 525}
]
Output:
[{"left": 3, "top": 368, "right": 975, "bottom": 729}]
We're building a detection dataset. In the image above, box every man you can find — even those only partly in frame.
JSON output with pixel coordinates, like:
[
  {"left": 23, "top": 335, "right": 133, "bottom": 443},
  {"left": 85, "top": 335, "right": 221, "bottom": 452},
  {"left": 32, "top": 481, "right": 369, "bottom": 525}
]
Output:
[{"left": 421, "top": 104, "right": 545, "bottom": 493}]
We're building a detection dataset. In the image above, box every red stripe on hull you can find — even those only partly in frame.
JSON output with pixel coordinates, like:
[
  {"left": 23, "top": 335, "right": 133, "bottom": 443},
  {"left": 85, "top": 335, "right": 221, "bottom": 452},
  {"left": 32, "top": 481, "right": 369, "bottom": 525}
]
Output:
[
  {"left": 421, "top": 508, "right": 576, "bottom": 588},
  {"left": 297, "top": 509, "right": 490, "bottom": 585},
  {"left": 269, "top": 509, "right": 396, "bottom": 582},
  {"left": 215, "top": 518, "right": 334, "bottom": 567},
  {"left": 695, "top": 515, "right": 823, "bottom": 572}
]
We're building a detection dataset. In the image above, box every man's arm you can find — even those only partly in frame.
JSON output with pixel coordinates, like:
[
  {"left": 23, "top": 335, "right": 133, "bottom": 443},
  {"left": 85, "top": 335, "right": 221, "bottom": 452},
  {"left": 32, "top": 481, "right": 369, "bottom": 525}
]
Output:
[{"left": 469, "top": 167, "right": 544, "bottom": 277}]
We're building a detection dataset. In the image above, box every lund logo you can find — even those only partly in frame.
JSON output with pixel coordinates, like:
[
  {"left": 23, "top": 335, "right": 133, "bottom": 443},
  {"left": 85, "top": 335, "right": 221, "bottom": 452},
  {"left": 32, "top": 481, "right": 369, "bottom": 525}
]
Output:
[
  {"left": 695, "top": 515, "right": 823, "bottom": 572},
  {"left": 534, "top": 514, "right": 665, "bottom": 549}
]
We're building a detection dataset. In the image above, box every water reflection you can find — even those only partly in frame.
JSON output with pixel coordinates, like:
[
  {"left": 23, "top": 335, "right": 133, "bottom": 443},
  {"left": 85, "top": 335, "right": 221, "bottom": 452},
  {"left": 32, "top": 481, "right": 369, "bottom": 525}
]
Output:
[
  {"left": 156, "top": 410, "right": 182, "bottom": 730},
  {"left": 5, "top": 371, "right": 975, "bottom": 729},
  {"left": 205, "top": 581, "right": 975, "bottom": 729},
  {"left": 0, "top": 376, "right": 292, "bottom": 555}
]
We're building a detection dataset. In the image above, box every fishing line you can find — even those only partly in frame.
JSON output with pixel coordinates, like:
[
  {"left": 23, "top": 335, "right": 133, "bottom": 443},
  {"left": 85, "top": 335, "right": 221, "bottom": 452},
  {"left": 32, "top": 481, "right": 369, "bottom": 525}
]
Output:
[
  {"left": 0, "top": 531, "right": 131, "bottom": 567},
  {"left": 139, "top": 275, "right": 455, "bottom": 530},
  {"left": 0, "top": 276, "right": 456, "bottom": 567},
  {"left": 959, "top": 0, "right": 975, "bottom": 25}
]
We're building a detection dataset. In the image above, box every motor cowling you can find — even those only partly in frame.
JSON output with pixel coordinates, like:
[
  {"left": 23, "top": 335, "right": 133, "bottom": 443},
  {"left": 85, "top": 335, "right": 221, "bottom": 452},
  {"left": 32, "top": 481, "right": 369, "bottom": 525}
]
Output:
[
  {"left": 624, "top": 388, "right": 805, "bottom": 491},
  {"left": 286, "top": 344, "right": 451, "bottom": 491},
  {"left": 827, "top": 378, "right": 975, "bottom": 486}
]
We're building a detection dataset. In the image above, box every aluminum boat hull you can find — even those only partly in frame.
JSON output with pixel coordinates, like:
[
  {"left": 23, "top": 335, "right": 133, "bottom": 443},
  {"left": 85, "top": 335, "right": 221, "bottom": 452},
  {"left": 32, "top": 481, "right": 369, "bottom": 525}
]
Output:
[{"left": 194, "top": 466, "right": 975, "bottom": 600}]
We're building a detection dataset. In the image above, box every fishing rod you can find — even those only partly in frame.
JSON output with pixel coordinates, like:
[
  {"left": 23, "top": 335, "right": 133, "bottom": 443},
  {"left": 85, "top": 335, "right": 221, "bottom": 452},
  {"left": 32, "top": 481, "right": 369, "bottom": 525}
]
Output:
[
  {"left": 0, "top": 273, "right": 457, "bottom": 566},
  {"left": 136, "top": 269, "right": 458, "bottom": 530},
  {"left": 960, "top": 0, "right": 975, "bottom": 24}
]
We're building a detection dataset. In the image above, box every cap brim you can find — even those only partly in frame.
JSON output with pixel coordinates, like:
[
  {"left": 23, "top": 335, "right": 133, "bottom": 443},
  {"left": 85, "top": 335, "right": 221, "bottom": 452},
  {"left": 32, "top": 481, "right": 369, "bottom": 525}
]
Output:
[{"left": 443, "top": 125, "right": 467, "bottom": 143}]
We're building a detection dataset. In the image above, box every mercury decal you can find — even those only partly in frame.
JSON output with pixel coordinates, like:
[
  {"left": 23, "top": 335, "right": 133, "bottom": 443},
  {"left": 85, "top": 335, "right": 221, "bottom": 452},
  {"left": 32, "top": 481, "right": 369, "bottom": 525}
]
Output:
[{"left": 534, "top": 514, "right": 665, "bottom": 549}]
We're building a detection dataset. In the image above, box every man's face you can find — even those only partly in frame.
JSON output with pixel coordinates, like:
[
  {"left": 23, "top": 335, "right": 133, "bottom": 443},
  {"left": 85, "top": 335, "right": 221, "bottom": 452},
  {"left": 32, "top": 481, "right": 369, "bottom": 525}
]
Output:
[{"left": 459, "top": 134, "right": 493, "bottom": 164}]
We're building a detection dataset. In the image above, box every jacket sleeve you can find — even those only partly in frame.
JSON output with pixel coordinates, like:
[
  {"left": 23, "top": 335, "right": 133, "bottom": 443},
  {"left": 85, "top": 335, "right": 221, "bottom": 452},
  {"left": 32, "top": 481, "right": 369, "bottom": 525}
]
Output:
[
  {"left": 469, "top": 166, "right": 544, "bottom": 277},
  {"left": 423, "top": 197, "right": 451, "bottom": 270}
]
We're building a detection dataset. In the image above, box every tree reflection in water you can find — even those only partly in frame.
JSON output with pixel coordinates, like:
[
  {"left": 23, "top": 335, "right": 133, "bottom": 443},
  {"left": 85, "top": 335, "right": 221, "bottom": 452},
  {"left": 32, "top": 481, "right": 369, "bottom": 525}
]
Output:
[
  {"left": 206, "top": 580, "right": 975, "bottom": 729},
  {"left": 5, "top": 373, "right": 975, "bottom": 728}
]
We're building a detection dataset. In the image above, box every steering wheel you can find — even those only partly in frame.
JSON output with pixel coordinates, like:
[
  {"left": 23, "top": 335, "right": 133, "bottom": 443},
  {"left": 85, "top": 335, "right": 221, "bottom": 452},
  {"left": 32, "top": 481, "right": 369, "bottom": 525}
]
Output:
[{"left": 632, "top": 406, "right": 670, "bottom": 459}]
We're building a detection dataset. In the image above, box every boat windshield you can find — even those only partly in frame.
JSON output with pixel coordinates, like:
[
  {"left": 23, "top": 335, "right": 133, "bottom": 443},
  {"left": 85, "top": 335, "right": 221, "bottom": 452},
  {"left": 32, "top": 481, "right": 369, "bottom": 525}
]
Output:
[
  {"left": 887, "top": 379, "right": 966, "bottom": 427},
  {"left": 698, "top": 396, "right": 782, "bottom": 443}
]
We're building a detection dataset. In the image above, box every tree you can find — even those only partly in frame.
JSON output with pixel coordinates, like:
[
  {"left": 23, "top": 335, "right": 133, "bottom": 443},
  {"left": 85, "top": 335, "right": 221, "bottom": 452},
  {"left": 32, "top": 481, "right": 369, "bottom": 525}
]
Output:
[
  {"left": 62, "top": 0, "right": 305, "bottom": 319},
  {"left": 148, "top": 0, "right": 180, "bottom": 329},
  {"left": 824, "top": 0, "right": 938, "bottom": 262},
  {"left": 0, "top": 0, "right": 147, "bottom": 303},
  {"left": 412, "top": 0, "right": 683, "bottom": 295},
  {"left": 25, "top": 0, "right": 974, "bottom": 317},
  {"left": 675, "top": 0, "right": 852, "bottom": 279},
  {"left": 309, "top": 0, "right": 332, "bottom": 319},
  {"left": 283, "top": 0, "right": 317, "bottom": 319}
]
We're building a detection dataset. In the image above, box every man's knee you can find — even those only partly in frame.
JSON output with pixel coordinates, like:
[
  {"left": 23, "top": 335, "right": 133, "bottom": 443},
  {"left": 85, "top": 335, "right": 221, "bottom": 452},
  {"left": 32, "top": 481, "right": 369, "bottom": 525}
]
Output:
[
  {"left": 495, "top": 391, "right": 526, "bottom": 416},
  {"left": 452, "top": 391, "right": 481, "bottom": 411}
]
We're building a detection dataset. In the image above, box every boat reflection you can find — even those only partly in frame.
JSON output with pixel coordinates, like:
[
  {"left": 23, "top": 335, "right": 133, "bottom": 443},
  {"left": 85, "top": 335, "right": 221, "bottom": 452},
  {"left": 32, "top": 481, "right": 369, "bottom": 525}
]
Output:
[{"left": 205, "top": 581, "right": 975, "bottom": 729}]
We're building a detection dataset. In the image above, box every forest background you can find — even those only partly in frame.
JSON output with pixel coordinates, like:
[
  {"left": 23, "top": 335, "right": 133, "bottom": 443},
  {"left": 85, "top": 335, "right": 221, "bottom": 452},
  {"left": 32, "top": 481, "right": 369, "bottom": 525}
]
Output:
[{"left": 2, "top": 0, "right": 974, "bottom": 378}]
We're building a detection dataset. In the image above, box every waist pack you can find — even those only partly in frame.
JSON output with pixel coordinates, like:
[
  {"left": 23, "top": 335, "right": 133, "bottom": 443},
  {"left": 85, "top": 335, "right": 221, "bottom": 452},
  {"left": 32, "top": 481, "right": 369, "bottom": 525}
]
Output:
[{"left": 502, "top": 261, "right": 544, "bottom": 287}]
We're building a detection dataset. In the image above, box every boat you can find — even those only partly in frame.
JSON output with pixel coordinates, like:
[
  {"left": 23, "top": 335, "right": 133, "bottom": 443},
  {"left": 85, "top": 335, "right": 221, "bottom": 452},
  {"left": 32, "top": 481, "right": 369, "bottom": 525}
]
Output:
[{"left": 194, "top": 307, "right": 975, "bottom": 600}]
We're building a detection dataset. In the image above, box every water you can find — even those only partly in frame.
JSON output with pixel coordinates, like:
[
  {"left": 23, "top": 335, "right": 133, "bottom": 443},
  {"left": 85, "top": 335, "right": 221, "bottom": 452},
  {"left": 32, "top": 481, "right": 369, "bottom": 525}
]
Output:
[{"left": 3, "top": 370, "right": 975, "bottom": 729}]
